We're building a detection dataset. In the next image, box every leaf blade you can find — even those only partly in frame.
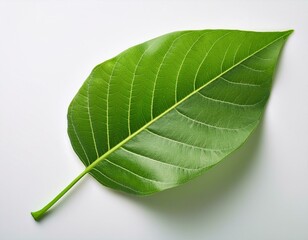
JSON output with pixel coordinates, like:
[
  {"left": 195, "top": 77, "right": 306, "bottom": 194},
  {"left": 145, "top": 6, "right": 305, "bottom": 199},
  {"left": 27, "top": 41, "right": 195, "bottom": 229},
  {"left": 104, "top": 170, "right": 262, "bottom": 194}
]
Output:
[{"left": 68, "top": 29, "right": 292, "bottom": 194}]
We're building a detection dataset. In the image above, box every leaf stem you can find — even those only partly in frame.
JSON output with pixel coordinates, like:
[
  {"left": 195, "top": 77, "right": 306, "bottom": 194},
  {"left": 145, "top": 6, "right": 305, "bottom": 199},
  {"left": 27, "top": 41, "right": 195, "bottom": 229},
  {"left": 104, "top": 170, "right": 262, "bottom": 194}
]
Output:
[
  {"left": 31, "top": 168, "right": 88, "bottom": 221},
  {"left": 31, "top": 155, "right": 105, "bottom": 221},
  {"left": 31, "top": 135, "right": 138, "bottom": 221},
  {"left": 31, "top": 138, "right": 130, "bottom": 221}
]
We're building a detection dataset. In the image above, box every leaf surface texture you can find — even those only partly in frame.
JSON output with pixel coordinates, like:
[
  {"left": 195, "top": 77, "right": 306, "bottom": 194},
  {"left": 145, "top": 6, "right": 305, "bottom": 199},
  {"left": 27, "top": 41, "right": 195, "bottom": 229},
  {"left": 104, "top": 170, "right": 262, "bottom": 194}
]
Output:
[{"left": 68, "top": 29, "right": 291, "bottom": 194}]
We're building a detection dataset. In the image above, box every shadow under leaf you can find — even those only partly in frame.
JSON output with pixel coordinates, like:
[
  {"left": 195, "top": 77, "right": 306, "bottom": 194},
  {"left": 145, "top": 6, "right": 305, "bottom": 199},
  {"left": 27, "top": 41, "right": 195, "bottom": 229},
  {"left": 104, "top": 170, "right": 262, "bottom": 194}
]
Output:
[{"left": 112, "top": 121, "right": 265, "bottom": 224}]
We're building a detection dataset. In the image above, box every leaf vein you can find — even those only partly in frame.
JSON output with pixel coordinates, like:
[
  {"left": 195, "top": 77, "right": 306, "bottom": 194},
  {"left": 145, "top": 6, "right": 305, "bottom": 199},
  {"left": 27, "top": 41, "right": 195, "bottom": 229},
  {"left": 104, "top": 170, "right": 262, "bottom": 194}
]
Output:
[
  {"left": 92, "top": 167, "right": 145, "bottom": 194},
  {"left": 240, "top": 63, "right": 266, "bottom": 72},
  {"left": 120, "top": 147, "right": 200, "bottom": 171},
  {"left": 197, "top": 91, "right": 266, "bottom": 107},
  {"left": 127, "top": 48, "right": 150, "bottom": 135},
  {"left": 220, "top": 76, "right": 261, "bottom": 87},
  {"left": 106, "top": 58, "right": 121, "bottom": 150},
  {"left": 150, "top": 32, "right": 191, "bottom": 119},
  {"left": 174, "top": 32, "right": 209, "bottom": 102},
  {"left": 69, "top": 100, "right": 91, "bottom": 165},
  {"left": 145, "top": 128, "right": 231, "bottom": 151},
  {"left": 86, "top": 79, "right": 99, "bottom": 158},
  {"left": 174, "top": 108, "right": 254, "bottom": 131},
  {"left": 104, "top": 159, "right": 177, "bottom": 185},
  {"left": 193, "top": 31, "right": 232, "bottom": 89}
]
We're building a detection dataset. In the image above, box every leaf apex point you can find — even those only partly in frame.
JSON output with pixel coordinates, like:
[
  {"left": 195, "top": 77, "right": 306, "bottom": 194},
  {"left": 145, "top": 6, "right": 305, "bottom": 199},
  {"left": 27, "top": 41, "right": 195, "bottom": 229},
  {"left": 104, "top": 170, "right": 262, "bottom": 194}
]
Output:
[{"left": 285, "top": 29, "right": 294, "bottom": 35}]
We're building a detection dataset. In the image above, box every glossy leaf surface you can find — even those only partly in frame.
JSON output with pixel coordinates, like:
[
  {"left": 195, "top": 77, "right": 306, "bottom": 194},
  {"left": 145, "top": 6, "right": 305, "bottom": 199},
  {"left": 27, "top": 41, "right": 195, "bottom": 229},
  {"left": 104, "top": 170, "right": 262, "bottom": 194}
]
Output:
[{"left": 68, "top": 29, "right": 292, "bottom": 195}]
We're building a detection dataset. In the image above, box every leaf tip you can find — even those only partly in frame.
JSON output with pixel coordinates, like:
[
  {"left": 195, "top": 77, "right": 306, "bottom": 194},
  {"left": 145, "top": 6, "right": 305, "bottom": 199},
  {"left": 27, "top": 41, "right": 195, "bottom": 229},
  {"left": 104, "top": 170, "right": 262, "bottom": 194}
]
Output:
[{"left": 285, "top": 29, "right": 294, "bottom": 36}]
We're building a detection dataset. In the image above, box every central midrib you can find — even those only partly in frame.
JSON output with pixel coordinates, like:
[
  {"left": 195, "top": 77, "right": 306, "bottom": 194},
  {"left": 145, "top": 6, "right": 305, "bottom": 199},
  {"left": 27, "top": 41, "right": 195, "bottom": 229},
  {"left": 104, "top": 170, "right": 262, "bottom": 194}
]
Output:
[{"left": 84, "top": 31, "right": 291, "bottom": 174}]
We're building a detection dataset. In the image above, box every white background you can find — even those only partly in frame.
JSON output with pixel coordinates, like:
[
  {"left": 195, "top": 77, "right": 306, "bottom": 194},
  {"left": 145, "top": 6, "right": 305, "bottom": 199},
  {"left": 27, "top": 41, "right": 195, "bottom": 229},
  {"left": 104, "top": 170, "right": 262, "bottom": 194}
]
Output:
[{"left": 0, "top": 0, "right": 307, "bottom": 239}]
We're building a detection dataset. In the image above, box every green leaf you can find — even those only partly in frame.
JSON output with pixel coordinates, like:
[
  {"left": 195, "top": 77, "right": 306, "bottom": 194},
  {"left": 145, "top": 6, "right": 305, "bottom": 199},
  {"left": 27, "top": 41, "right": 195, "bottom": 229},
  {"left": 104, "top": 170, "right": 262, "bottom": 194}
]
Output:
[{"left": 31, "top": 29, "right": 292, "bottom": 220}]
